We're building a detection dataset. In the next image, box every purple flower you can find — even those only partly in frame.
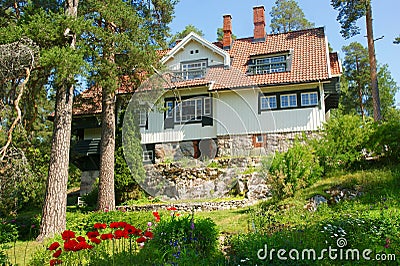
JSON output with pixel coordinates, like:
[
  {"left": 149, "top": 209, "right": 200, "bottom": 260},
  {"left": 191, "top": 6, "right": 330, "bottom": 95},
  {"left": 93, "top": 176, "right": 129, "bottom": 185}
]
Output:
[{"left": 190, "top": 222, "right": 195, "bottom": 230}]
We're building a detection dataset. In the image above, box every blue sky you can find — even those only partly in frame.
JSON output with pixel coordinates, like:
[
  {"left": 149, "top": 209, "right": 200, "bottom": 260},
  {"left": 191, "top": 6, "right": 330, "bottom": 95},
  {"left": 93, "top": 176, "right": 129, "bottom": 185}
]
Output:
[{"left": 169, "top": 0, "right": 400, "bottom": 106}]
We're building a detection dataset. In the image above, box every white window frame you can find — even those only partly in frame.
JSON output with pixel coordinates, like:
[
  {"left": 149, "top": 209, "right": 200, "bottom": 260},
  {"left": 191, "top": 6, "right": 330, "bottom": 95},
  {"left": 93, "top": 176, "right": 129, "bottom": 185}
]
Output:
[
  {"left": 142, "top": 151, "right": 153, "bottom": 162},
  {"left": 181, "top": 60, "right": 207, "bottom": 80},
  {"left": 174, "top": 98, "right": 203, "bottom": 123},
  {"left": 250, "top": 55, "right": 287, "bottom": 74},
  {"left": 256, "top": 135, "right": 264, "bottom": 143},
  {"left": 301, "top": 92, "right": 318, "bottom": 106},
  {"left": 280, "top": 93, "right": 297, "bottom": 108},
  {"left": 204, "top": 97, "right": 212, "bottom": 115},
  {"left": 139, "top": 110, "right": 147, "bottom": 127},
  {"left": 260, "top": 95, "right": 277, "bottom": 110}
]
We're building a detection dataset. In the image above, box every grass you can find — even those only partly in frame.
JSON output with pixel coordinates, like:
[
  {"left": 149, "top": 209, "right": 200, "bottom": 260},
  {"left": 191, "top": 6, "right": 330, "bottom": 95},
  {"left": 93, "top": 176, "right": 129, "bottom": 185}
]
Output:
[
  {"left": 5, "top": 241, "right": 44, "bottom": 266},
  {"left": 3, "top": 166, "right": 400, "bottom": 265}
]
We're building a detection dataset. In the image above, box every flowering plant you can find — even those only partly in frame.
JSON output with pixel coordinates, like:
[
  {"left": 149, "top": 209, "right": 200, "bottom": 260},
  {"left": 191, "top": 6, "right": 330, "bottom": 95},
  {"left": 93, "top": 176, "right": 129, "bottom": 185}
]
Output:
[{"left": 46, "top": 219, "right": 155, "bottom": 265}]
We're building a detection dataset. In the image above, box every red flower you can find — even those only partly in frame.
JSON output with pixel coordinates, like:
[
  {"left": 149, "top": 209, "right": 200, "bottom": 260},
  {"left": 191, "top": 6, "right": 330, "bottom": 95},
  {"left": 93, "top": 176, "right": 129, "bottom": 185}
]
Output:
[
  {"left": 167, "top": 206, "right": 177, "bottom": 211},
  {"left": 100, "top": 233, "right": 114, "bottom": 240},
  {"left": 109, "top": 222, "right": 120, "bottom": 228},
  {"left": 61, "top": 230, "right": 75, "bottom": 240},
  {"left": 90, "top": 237, "right": 101, "bottom": 244},
  {"left": 48, "top": 242, "right": 60, "bottom": 251},
  {"left": 153, "top": 211, "right": 160, "bottom": 222},
  {"left": 52, "top": 249, "right": 62, "bottom": 258},
  {"left": 144, "top": 231, "right": 154, "bottom": 239},
  {"left": 75, "top": 241, "right": 93, "bottom": 250},
  {"left": 136, "top": 236, "right": 147, "bottom": 243},
  {"left": 114, "top": 229, "right": 128, "bottom": 239},
  {"left": 50, "top": 259, "right": 62, "bottom": 266},
  {"left": 94, "top": 223, "right": 107, "bottom": 229},
  {"left": 64, "top": 239, "right": 79, "bottom": 251},
  {"left": 133, "top": 228, "right": 142, "bottom": 236},
  {"left": 118, "top": 221, "right": 128, "bottom": 228},
  {"left": 76, "top": 236, "right": 86, "bottom": 242},
  {"left": 87, "top": 231, "right": 100, "bottom": 238},
  {"left": 175, "top": 213, "right": 181, "bottom": 217},
  {"left": 124, "top": 224, "right": 137, "bottom": 235}
]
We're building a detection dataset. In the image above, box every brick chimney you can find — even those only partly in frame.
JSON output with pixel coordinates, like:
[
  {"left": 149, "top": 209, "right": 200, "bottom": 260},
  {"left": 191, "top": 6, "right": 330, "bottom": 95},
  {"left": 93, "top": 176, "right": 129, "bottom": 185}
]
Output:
[
  {"left": 222, "top": 14, "right": 232, "bottom": 49},
  {"left": 253, "top": 6, "right": 266, "bottom": 42}
]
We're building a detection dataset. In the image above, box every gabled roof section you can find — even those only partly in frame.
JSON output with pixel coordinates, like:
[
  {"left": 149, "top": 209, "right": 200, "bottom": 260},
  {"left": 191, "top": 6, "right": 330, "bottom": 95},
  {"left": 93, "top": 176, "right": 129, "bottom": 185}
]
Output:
[{"left": 161, "top": 32, "right": 231, "bottom": 67}]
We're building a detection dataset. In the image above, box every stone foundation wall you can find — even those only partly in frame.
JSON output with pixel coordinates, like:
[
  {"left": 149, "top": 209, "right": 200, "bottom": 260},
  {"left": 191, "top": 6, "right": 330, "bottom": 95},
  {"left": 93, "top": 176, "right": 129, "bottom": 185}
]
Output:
[
  {"left": 142, "top": 157, "right": 270, "bottom": 201},
  {"left": 217, "top": 131, "right": 318, "bottom": 157}
]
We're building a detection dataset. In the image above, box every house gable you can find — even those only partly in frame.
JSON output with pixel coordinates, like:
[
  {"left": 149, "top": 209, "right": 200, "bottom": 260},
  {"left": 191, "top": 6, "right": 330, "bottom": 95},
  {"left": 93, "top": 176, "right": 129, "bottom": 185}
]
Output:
[{"left": 161, "top": 32, "right": 231, "bottom": 70}]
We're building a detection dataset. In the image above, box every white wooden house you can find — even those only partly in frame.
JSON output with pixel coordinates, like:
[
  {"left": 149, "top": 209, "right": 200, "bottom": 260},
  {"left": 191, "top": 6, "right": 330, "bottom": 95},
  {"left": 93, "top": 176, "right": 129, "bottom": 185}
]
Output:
[{"left": 71, "top": 5, "right": 341, "bottom": 175}]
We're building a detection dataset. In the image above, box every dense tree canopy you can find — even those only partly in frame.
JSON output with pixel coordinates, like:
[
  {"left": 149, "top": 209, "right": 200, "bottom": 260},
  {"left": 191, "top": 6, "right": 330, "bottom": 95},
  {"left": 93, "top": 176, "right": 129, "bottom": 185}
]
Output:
[
  {"left": 339, "top": 42, "right": 398, "bottom": 119},
  {"left": 331, "top": 0, "right": 381, "bottom": 121},
  {"left": 169, "top": 24, "right": 204, "bottom": 46},
  {"left": 269, "top": 0, "right": 315, "bottom": 33}
]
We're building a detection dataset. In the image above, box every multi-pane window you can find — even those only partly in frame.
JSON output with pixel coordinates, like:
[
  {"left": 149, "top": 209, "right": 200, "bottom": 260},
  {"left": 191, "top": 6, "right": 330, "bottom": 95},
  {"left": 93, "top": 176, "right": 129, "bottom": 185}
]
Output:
[
  {"left": 169, "top": 97, "right": 212, "bottom": 123},
  {"left": 248, "top": 55, "right": 287, "bottom": 74},
  {"left": 181, "top": 60, "right": 207, "bottom": 80},
  {"left": 301, "top": 92, "right": 318, "bottom": 106},
  {"left": 280, "top": 94, "right": 297, "bottom": 108},
  {"left": 175, "top": 98, "right": 202, "bottom": 123},
  {"left": 260, "top": 95, "right": 277, "bottom": 110}
]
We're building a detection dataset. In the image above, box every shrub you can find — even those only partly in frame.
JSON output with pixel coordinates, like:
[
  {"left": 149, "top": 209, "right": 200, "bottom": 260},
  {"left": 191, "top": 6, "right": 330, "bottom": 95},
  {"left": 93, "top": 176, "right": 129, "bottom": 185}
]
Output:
[
  {"left": 368, "top": 116, "right": 400, "bottom": 164},
  {"left": 313, "top": 114, "right": 373, "bottom": 170},
  {"left": 140, "top": 211, "right": 221, "bottom": 265},
  {"left": 0, "top": 219, "right": 18, "bottom": 265},
  {"left": 264, "top": 141, "right": 323, "bottom": 199}
]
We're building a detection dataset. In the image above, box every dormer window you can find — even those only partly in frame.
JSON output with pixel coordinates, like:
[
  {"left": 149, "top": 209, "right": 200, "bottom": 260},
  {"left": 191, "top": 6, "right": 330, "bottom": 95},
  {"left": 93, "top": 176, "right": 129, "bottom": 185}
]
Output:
[
  {"left": 180, "top": 59, "right": 207, "bottom": 80},
  {"left": 247, "top": 51, "right": 292, "bottom": 75}
]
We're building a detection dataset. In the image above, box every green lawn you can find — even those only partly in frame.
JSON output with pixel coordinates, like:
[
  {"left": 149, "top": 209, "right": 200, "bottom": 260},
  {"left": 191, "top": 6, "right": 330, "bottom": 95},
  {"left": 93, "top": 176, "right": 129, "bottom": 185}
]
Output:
[{"left": 3, "top": 166, "right": 399, "bottom": 265}]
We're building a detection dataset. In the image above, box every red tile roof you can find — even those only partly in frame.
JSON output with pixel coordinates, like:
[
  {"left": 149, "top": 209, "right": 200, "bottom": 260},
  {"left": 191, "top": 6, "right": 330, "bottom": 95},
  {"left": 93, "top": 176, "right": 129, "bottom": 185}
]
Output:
[
  {"left": 73, "top": 27, "right": 341, "bottom": 115},
  {"left": 163, "top": 27, "right": 341, "bottom": 91}
]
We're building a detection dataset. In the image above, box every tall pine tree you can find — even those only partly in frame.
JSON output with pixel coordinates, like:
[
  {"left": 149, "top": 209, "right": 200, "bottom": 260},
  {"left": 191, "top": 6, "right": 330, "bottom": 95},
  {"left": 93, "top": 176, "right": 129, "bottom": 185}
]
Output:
[
  {"left": 79, "top": 0, "right": 177, "bottom": 211},
  {"left": 331, "top": 0, "right": 381, "bottom": 121},
  {"left": 269, "top": 0, "right": 314, "bottom": 33}
]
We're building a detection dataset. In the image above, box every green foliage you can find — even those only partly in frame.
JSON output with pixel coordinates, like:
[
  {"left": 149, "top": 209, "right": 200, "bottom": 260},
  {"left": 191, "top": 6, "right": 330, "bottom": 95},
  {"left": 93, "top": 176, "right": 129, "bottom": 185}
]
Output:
[
  {"left": 368, "top": 112, "right": 400, "bottom": 163},
  {"left": 269, "top": 0, "right": 315, "bottom": 33},
  {"left": 265, "top": 140, "right": 323, "bottom": 199},
  {"left": 394, "top": 35, "right": 400, "bottom": 44},
  {"left": 0, "top": 219, "right": 18, "bottom": 265},
  {"left": 331, "top": 0, "right": 367, "bottom": 39},
  {"left": 169, "top": 24, "right": 204, "bottom": 46},
  {"left": 339, "top": 42, "right": 399, "bottom": 118},
  {"left": 314, "top": 114, "right": 373, "bottom": 170},
  {"left": 141, "top": 213, "right": 221, "bottom": 265},
  {"left": 115, "top": 108, "right": 145, "bottom": 204}
]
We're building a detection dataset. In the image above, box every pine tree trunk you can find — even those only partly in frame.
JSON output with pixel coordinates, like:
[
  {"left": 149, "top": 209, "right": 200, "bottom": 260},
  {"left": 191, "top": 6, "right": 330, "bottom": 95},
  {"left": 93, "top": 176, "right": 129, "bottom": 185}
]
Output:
[
  {"left": 36, "top": 0, "right": 78, "bottom": 242},
  {"left": 365, "top": 0, "right": 381, "bottom": 121},
  {"left": 97, "top": 85, "right": 116, "bottom": 211}
]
